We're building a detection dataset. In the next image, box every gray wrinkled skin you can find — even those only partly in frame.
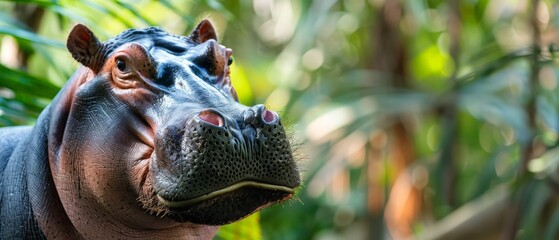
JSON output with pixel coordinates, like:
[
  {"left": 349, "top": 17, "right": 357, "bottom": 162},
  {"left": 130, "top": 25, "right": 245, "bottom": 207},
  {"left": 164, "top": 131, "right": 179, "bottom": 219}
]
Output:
[{"left": 0, "top": 20, "right": 300, "bottom": 239}]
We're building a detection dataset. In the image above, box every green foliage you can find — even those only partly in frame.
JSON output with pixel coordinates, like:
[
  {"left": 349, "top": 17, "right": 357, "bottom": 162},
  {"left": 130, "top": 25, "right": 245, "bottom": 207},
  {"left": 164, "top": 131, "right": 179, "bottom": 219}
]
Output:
[
  {"left": 215, "top": 213, "right": 261, "bottom": 240},
  {"left": 3, "top": 0, "right": 559, "bottom": 239}
]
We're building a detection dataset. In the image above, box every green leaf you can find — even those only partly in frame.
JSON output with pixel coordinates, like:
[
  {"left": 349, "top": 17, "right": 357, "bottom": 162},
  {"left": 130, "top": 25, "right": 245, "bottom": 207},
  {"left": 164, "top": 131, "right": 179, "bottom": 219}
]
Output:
[
  {"left": 158, "top": 0, "right": 194, "bottom": 27},
  {"left": 460, "top": 64, "right": 528, "bottom": 95},
  {"left": 538, "top": 95, "right": 559, "bottom": 132},
  {"left": 0, "top": 64, "right": 60, "bottom": 99},
  {"left": 518, "top": 181, "right": 549, "bottom": 240},
  {"left": 114, "top": 1, "right": 156, "bottom": 26},
  {"left": 468, "top": 149, "right": 503, "bottom": 201},
  {"left": 544, "top": 203, "right": 559, "bottom": 240},
  {"left": 0, "top": 25, "right": 64, "bottom": 48},
  {"left": 457, "top": 49, "right": 533, "bottom": 88},
  {"left": 78, "top": 0, "right": 135, "bottom": 28},
  {"left": 459, "top": 93, "right": 529, "bottom": 143},
  {"left": 214, "top": 213, "right": 261, "bottom": 240},
  {"left": 202, "top": 0, "right": 234, "bottom": 19}
]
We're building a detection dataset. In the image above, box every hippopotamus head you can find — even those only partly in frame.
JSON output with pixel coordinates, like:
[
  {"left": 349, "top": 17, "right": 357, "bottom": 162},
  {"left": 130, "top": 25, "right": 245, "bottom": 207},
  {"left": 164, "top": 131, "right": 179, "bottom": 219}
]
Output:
[{"left": 48, "top": 19, "right": 299, "bottom": 231}]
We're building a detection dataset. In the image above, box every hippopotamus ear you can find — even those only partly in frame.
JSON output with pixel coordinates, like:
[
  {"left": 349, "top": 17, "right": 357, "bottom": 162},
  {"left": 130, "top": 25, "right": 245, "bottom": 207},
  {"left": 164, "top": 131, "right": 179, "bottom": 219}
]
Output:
[
  {"left": 189, "top": 19, "right": 218, "bottom": 43},
  {"left": 67, "top": 24, "right": 104, "bottom": 72}
]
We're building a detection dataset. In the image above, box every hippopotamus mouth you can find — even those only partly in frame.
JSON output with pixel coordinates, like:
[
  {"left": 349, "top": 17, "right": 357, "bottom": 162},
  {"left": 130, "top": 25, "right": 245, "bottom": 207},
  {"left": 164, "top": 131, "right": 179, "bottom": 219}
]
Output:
[
  {"left": 157, "top": 182, "right": 294, "bottom": 208},
  {"left": 150, "top": 107, "right": 300, "bottom": 224}
]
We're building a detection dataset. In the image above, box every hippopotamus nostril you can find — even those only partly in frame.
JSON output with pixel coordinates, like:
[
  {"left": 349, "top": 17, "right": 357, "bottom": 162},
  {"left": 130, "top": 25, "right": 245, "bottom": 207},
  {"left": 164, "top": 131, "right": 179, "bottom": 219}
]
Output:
[
  {"left": 261, "top": 109, "right": 277, "bottom": 124},
  {"left": 244, "top": 104, "right": 278, "bottom": 127},
  {"left": 198, "top": 109, "right": 224, "bottom": 127}
]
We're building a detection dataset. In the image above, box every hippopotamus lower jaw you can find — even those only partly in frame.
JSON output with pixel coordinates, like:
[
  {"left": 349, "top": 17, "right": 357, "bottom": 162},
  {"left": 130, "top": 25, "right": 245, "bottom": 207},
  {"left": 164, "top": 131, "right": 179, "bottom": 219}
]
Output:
[
  {"left": 166, "top": 187, "right": 294, "bottom": 225},
  {"left": 149, "top": 105, "right": 300, "bottom": 225},
  {"left": 157, "top": 181, "right": 295, "bottom": 208}
]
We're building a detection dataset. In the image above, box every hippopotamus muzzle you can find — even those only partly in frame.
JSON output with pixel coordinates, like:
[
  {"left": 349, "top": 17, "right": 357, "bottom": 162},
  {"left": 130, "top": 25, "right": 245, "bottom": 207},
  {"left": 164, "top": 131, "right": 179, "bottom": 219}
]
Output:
[
  {"left": 0, "top": 18, "right": 300, "bottom": 238},
  {"left": 153, "top": 103, "right": 299, "bottom": 224}
]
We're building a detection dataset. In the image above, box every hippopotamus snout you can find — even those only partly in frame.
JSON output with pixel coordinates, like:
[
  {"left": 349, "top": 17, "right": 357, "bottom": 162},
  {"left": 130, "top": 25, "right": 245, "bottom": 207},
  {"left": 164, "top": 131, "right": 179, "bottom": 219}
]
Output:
[{"left": 151, "top": 103, "right": 299, "bottom": 224}]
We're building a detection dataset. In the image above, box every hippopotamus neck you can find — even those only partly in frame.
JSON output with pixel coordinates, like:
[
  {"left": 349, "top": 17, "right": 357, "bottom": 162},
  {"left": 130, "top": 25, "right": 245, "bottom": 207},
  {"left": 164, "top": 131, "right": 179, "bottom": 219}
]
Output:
[
  {"left": 0, "top": 103, "right": 81, "bottom": 238},
  {"left": 25, "top": 104, "right": 83, "bottom": 239},
  {"left": 13, "top": 69, "right": 94, "bottom": 238}
]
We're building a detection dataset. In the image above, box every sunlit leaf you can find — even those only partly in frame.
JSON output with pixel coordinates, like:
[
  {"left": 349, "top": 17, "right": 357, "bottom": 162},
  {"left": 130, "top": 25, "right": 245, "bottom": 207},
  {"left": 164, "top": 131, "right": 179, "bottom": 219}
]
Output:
[
  {"left": 0, "top": 26, "right": 64, "bottom": 48},
  {"left": 0, "top": 64, "right": 60, "bottom": 99},
  {"left": 230, "top": 61, "right": 254, "bottom": 105},
  {"left": 114, "top": 1, "right": 155, "bottom": 26},
  {"left": 202, "top": 0, "right": 234, "bottom": 19},
  {"left": 158, "top": 0, "right": 194, "bottom": 26},
  {"left": 412, "top": 45, "right": 454, "bottom": 91},
  {"left": 215, "top": 213, "right": 261, "bottom": 240},
  {"left": 78, "top": 0, "right": 135, "bottom": 28}
]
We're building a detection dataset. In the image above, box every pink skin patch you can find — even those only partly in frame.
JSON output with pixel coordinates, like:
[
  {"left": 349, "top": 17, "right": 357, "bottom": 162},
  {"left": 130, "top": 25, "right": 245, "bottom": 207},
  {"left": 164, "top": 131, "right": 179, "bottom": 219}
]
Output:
[
  {"left": 262, "top": 109, "right": 276, "bottom": 123},
  {"left": 199, "top": 110, "right": 224, "bottom": 127}
]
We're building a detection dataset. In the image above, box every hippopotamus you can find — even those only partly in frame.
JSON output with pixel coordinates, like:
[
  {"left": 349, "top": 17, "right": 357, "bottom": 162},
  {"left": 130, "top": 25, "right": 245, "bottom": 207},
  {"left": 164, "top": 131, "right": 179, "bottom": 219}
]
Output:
[{"left": 0, "top": 19, "right": 300, "bottom": 239}]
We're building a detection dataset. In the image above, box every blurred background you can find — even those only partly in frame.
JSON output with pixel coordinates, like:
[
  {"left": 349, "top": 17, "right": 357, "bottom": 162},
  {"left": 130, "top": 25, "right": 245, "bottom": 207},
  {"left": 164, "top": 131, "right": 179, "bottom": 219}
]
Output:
[{"left": 1, "top": 0, "right": 559, "bottom": 239}]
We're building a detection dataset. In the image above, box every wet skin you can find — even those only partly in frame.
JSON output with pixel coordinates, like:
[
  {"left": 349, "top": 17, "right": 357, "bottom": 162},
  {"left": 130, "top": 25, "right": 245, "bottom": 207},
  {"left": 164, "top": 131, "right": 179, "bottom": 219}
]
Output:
[{"left": 0, "top": 20, "right": 300, "bottom": 239}]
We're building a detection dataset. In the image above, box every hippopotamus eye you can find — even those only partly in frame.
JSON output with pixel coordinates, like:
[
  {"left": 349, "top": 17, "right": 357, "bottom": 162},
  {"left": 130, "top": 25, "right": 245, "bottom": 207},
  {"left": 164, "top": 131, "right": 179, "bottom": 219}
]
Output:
[
  {"left": 227, "top": 56, "right": 233, "bottom": 66},
  {"left": 116, "top": 59, "right": 127, "bottom": 72}
]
